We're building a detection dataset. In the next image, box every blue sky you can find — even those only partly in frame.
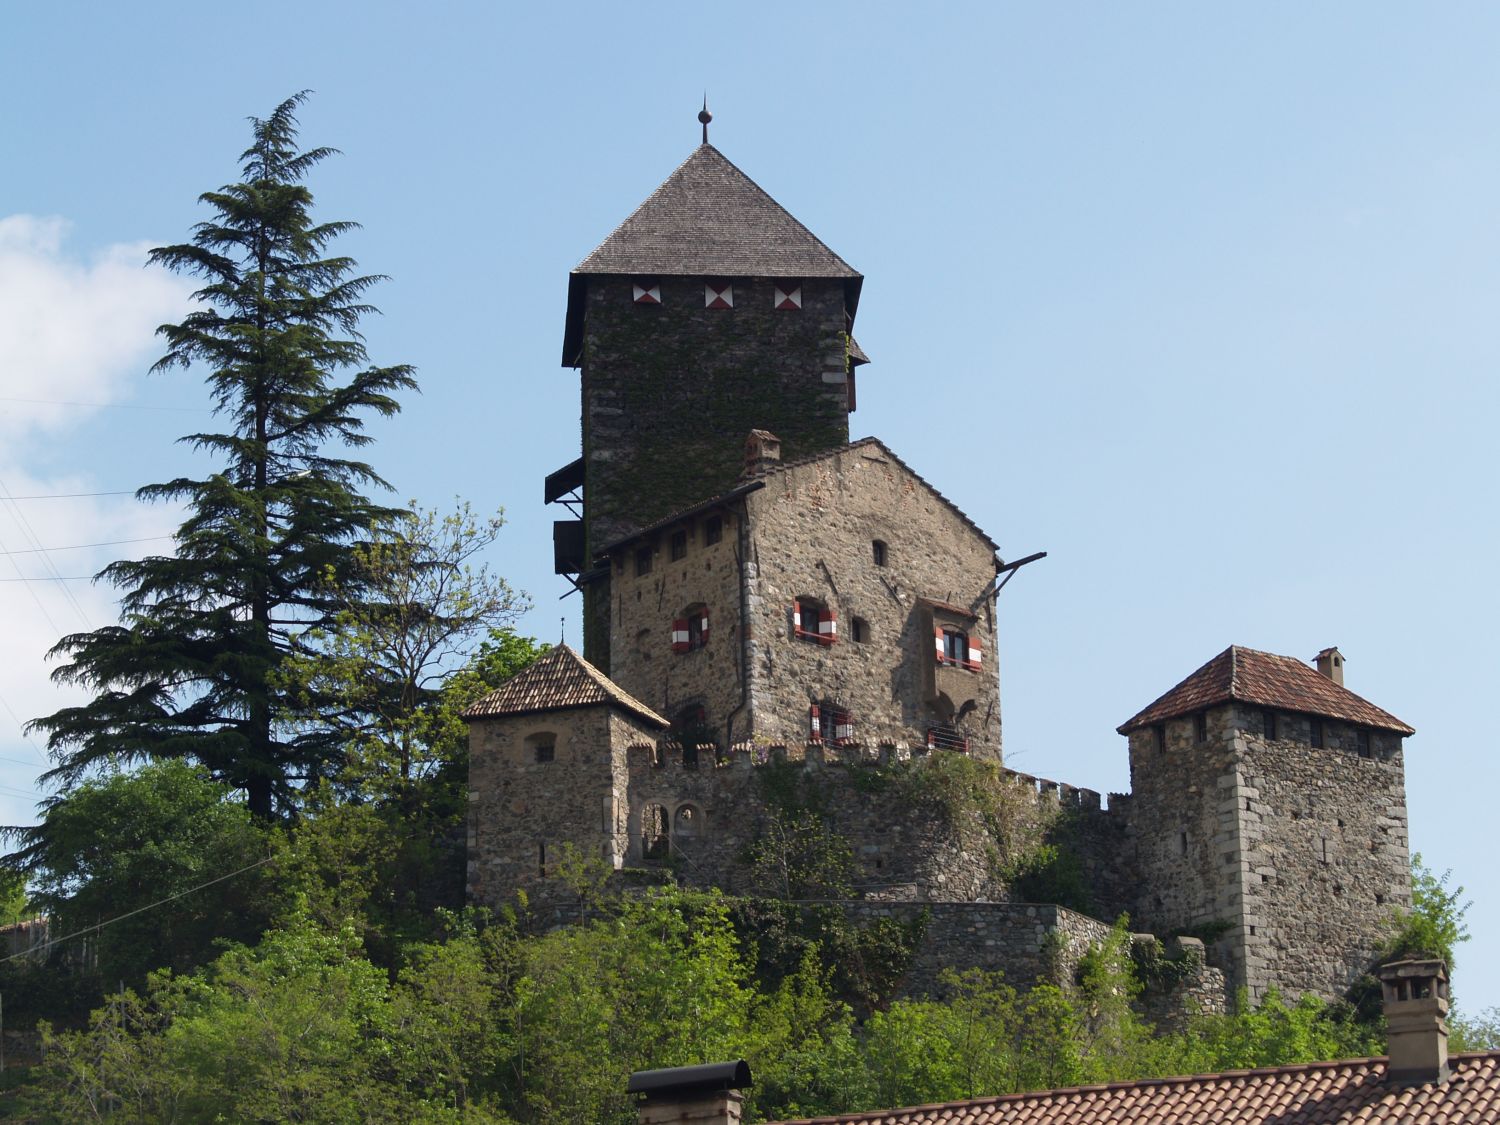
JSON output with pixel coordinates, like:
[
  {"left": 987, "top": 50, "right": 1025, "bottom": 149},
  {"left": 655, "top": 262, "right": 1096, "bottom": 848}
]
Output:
[{"left": 3, "top": 3, "right": 1498, "bottom": 1011}]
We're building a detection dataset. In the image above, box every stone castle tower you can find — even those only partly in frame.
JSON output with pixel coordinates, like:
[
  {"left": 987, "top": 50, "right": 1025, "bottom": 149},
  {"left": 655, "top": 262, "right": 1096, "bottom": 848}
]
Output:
[
  {"left": 469, "top": 126, "right": 1415, "bottom": 1010},
  {"left": 547, "top": 141, "right": 867, "bottom": 668}
]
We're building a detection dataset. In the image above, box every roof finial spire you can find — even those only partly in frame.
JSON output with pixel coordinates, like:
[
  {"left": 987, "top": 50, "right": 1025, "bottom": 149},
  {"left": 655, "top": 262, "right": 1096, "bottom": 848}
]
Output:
[{"left": 698, "top": 95, "right": 712, "bottom": 145}]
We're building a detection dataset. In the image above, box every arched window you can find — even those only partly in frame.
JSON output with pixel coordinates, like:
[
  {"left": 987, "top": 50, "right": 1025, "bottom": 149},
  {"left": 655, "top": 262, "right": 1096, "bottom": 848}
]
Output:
[
  {"left": 642, "top": 804, "right": 670, "bottom": 859},
  {"left": 674, "top": 804, "right": 702, "bottom": 837}
]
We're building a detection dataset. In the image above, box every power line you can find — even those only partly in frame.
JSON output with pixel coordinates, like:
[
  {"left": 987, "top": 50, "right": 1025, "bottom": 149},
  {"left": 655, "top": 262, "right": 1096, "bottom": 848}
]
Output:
[
  {"left": 0, "top": 536, "right": 170, "bottom": 556},
  {"left": 0, "top": 491, "right": 137, "bottom": 500},
  {"left": 0, "top": 575, "right": 98, "bottom": 583},
  {"left": 0, "top": 855, "right": 275, "bottom": 967},
  {"left": 0, "top": 397, "right": 209, "bottom": 413}
]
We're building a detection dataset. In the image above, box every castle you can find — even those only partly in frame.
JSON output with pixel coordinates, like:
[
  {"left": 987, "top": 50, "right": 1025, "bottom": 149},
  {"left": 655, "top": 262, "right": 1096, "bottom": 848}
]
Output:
[{"left": 465, "top": 123, "right": 1415, "bottom": 1010}]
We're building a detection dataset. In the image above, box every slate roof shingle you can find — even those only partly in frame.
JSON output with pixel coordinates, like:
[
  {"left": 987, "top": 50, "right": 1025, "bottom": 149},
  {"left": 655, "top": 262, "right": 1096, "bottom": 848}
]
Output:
[
  {"left": 1117, "top": 645, "right": 1414, "bottom": 736},
  {"left": 766, "top": 1052, "right": 1500, "bottom": 1124},
  {"left": 462, "top": 644, "right": 668, "bottom": 729},
  {"left": 562, "top": 144, "right": 863, "bottom": 365},
  {"left": 574, "top": 144, "right": 860, "bottom": 279}
]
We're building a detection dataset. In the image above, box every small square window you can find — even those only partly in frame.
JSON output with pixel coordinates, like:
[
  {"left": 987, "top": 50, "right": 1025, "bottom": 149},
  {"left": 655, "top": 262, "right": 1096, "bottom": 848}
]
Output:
[
  {"left": 669, "top": 530, "right": 687, "bottom": 561},
  {"left": 704, "top": 516, "right": 722, "bottom": 545},
  {"left": 635, "top": 547, "right": 653, "bottom": 577},
  {"left": 851, "top": 617, "right": 870, "bottom": 643},
  {"left": 533, "top": 741, "right": 555, "bottom": 764},
  {"left": 872, "top": 539, "right": 888, "bottom": 567}
]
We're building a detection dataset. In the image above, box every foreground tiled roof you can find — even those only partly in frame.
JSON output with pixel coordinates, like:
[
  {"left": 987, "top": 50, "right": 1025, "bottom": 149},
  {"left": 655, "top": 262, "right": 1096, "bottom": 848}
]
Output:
[
  {"left": 1117, "top": 645, "right": 1414, "bottom": 736},
  {"left": 574, "top": 144, "right": 859, "bottom": 279},
  {"left": 462, "top": 645, "right": 668, "bottom": 728},
  {"left": 768, "top": 1052, "right": 1500, "bottom": 1124}
]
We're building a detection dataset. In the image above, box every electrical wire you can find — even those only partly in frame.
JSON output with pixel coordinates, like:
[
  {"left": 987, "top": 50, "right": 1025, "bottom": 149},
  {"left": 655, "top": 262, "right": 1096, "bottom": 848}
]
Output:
[
  {"left": 0, "top": 536, "right": 169, "bottom": 556},
  {"left": 0, "top": 855, "right": 276, "bottom": 966}
]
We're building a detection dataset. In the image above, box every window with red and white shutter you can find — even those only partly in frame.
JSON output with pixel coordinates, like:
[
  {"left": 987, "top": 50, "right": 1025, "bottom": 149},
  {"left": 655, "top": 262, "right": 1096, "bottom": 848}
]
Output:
[
  {"left": 792, "top": 600, "right": 837, "bottom": 645},
  {"left": 934, "top": 625, "right": 947, "bottom": 664},
  {"left": 671, "top": 619, "right": 691, "bottom": 653},
  {"left": 809, "top": 704, "right": 822, "bottom": 742},
  {"left": 966, "top": 635, "right": 982, "bottom": 671}
]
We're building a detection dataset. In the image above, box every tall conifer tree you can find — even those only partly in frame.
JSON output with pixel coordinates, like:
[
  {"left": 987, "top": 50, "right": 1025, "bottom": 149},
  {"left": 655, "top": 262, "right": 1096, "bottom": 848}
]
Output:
[{"left": 30, "top": 93, "right": 415, "bottom": 817}]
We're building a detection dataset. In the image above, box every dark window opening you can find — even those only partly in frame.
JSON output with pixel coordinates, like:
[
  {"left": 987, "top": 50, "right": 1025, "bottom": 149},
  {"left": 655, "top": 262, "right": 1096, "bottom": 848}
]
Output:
[
  {"left": 1155, "top": 725, "right": 1167, "bottom": 755},
  {"left": 926, "top": 724, "right": 969, "bottom": 752},
  {"left": 669, "top": 529, "right": 687, "bottom": 561},
  {"left": 794, "top": 597, "right": 836, "bottom": 644},
  {"left": 673, "top": 705, "right": 713, "bottom": 766},
  {"left": 1357, "top": 729, "right": 1371, "bottom": 758},
  {"left": 642, "top": 805, "right": 670, "bottom": 859},
  {"left": 538, "top": 843, "right": 547, "bottom": 878},
  {"left": 704, "top": 515, "right": 723, "bottom": 545},
  {"left": 1195, "top": 711, "right": 1208, "bottom": 744},
  {"left": 1263, "top": 710, "right": 1277, "bottom": 740},
  {"left": 851, "top": 616, "right": 870, "bottom": 643},
  {"left": 872, "top": 539, "right": 888, "bottom": 567},
  {"left": 673, "top": 606, "right": 709, "bottom": 653},
  {"left": 943, "top": 628, "right": 967, "bottom": 664},
  {"left": 635, "top": 547, "right": 653, "bottom": 576},
  {"left": 534, "top": 741, "right": 555, "bottom": 764},
  {"left": 1310, "top": 719, "right": 1325, "bottom": 749},
  {"left": 810, "top": 703, "right": 854, "bottom": 746},
  {"left": 1179, "top": 831, "right": 1188, "bottom": 857}
]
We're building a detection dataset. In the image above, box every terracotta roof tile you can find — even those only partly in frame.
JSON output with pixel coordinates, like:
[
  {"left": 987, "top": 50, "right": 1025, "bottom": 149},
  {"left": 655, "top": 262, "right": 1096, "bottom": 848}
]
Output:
[
  {"left": 461, "top": 645, "right": 668, "bottom": 728},
  {"left": 769, "top": 1054, "right": 1500, "bottom": 1124},
  {"left": 1117, "top": 646, "right": 1413, "bottom": 736}
]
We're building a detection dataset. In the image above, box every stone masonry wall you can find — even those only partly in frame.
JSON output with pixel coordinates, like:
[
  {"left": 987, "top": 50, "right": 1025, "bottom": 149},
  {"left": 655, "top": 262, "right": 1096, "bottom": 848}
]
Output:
[
  {"left": 467, "top": 704, "right": 663, "bottom": 911},
  {"left": 606, "top": 505, "right": 748, "bottom": 740},
  {"left": 742, "top": 443, "right": 1002, "bottom": 757},
  {"left": 579, "top": 276, "right": 850, "bottom": 557},
  {"left": 1224, "top": 703, "right": 1409, "bottom": 1002},
  {"left": 1120, "top": 702, "right": 1409, "bottom": 1003}
]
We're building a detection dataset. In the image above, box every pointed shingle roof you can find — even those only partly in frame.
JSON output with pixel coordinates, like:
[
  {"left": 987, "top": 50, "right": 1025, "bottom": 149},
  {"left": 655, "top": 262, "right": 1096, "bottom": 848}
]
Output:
[
  {"left": 462, "top": 644, "right": 668, "bottom": 729},
  {"left": 1117, "top": 645, "right": 1413, "bottom": 736},
  {"left": 562, "top": 144, "right": 863, "bottom": 364},
  {"left": 575, "top": 144, "right": 859, "bottom": 279}
]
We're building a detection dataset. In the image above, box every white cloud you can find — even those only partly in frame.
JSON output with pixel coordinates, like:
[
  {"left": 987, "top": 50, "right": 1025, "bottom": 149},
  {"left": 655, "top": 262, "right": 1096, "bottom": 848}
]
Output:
[
  {"left": 0, "top": 216, "right": 193, "bottom": 825},
  {"left": 0, "top": 214, "right": 193, "bottom": 439}
]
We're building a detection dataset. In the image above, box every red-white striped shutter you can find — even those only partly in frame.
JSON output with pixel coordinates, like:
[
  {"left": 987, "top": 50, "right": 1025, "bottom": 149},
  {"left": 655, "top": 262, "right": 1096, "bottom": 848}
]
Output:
[
  {"left": 791, "top": 603, "right": 802, "bottom": 634},
  {"left": 835, "top": 711, "right": 854, "bottom": 744},
  {"left": 699, "top": 609, "right": 710, "bottom": 646},
  {"left": 809, "top": 704, "right": 821, "bottom": 742},
  {"left": 671, "top": 618, "right": 691, "bottom": 653},
  {"left": 818, "top": 608, "right": 837, "bottom": 643},
  {"left": 967, "top": 635, "right": 982, "bottom": 669},
  {"left": 934, "top": 625, "right": 946, "bottom": 663}
]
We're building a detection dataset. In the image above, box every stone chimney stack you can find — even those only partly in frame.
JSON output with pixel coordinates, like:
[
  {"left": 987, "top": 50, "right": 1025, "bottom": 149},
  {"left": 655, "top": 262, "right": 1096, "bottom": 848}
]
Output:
[
  {"left": 629, "top": 1060, "right": 751, "bottom": 1125},
  {"left": 1314, "top": 646, "right": 1345, "bottom": 687},
  {"left": 1377, "top": 959, "right": 1451, "bottom": 1087},
  {"left": 743, "top": 429, "right": 782, "bottom": 477}
]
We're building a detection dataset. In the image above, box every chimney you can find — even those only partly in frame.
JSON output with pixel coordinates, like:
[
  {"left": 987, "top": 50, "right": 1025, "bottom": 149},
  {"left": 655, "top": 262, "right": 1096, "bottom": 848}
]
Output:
[
  {"left": 1314, "top": 646, "right": 1345, "bottom": 687},
  {"left": 629, "top": 1060, "right": 751, "bottom": 1125},
  {"left": 743, "top": 430, "right": 782, "bottom": 477},
  {"left": 1377, "top": 959, "right": 1451, "bottom": 1086}
]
